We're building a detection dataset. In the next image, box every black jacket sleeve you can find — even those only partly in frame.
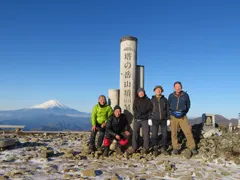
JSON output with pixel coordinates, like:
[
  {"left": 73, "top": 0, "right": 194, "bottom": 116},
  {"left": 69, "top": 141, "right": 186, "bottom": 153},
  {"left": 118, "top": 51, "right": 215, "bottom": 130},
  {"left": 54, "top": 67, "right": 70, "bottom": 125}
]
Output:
[
  {"left": 147, "top": 98, "right": 153, "bottom": 119},
  {"left": 166, "top": 98, "right": 170, "bottom": 119},
  {"left": 106, "top": 116, "right": 117, "bottom": 137}
]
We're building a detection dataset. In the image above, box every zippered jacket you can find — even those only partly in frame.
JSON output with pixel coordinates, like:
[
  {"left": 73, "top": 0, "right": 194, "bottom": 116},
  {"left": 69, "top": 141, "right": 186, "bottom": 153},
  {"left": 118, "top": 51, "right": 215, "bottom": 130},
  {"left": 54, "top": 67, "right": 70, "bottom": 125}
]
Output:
[
  {"left": 91, "top": 103, "right": 113, "bottom": 126},
  {"left": 150, "top": 95, "right": 170, "bottom": 121},
  {"left": 168, "top": 91, "right": 190, "bottom": 118}
]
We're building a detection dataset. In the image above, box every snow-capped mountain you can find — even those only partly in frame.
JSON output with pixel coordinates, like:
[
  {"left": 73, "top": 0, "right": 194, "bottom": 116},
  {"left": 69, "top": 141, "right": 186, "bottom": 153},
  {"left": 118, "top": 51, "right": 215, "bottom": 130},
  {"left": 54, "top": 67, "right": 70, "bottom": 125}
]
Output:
[
  {"left": 0, "top": 100, "right": 91, "bottom": 131},
  {"left": 0, "top": 100, "right": 90, "bottom": 118},
  {"left": 30, "top": 100, "right": 69, "bottom": 109}
]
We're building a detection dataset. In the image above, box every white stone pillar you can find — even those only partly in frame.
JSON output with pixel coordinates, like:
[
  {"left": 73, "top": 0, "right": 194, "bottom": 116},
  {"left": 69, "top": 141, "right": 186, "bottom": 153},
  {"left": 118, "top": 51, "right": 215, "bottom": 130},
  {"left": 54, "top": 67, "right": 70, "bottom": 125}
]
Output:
[
  {"left": 136, "top": 65, "right": 144, "bottom": 92},
  {"left": 212, "top": 115, "right": 215, "bottom": 127},
  {"left": 108, "top": 89, "right": 119, "bottom": 110},
  {"left": 119, "top": 36, "right": 137, "bottom": 124},
  {"left": 229, "top": 122, "right": 233, "bottom": 132}
]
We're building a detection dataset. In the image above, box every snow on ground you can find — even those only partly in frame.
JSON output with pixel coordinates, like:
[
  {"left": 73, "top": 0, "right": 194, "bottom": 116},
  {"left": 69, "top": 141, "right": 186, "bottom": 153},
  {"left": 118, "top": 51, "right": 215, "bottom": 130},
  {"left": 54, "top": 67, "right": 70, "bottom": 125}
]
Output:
[{"left": 0, "top": 133, "right": 239, "bottom": 180}]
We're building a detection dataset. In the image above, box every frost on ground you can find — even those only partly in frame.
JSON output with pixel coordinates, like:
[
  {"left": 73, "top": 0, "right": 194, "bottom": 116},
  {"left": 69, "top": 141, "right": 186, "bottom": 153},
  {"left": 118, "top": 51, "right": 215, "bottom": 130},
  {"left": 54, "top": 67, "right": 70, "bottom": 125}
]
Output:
[{"left": 0, "top": 132, "right": 240, "bottom": 180}]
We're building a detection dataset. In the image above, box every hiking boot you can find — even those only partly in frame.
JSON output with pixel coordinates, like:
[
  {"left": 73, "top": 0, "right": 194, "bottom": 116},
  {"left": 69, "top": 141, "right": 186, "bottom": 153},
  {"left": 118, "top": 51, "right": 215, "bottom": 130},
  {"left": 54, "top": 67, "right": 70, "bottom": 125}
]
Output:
[
  {"left": 141, "top": 148, "right": 149, "bottom": 155},
  {"left": 172, "top": 149, "right": 179, "bottom": 155},
  {"left": 88, "top": 146, "right": 96, "bottom": 154},
  {"left": 161, "top": 148, "right": 169, "bottom": 156},
  {"left": 97, "top": 146, "right": 102, "bottom": 152},
  {"left": 103, "top": 147, "right": 109, "bottom": 157},
  {"left": 116, "top": 146, "right": 123, "bottom": 155},
  {"left": 191, "top": 149, "right": 198, "bottom": 155},
  {"left": 127, "top": 148, "right": 136, "bottom": 155},
  {"left": 153, "top": 146, "right": 159, "bottom": 157}
]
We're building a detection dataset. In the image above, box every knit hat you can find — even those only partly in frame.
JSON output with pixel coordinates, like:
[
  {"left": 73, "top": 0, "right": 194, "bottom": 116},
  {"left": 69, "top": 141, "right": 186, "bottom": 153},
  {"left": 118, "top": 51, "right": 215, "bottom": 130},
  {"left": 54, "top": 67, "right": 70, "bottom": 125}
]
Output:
[
  {"left": 114, "top": 105, "right": 121, "bottom": 112},
  {"left": 137, "top": 87, "right": 145, "bottom": 94},
  {"left": 153, "top": 85, "right": 164, "bottom": 92},
  {"left": 174, "top": 81, "right": 182, "bottom": 88}
]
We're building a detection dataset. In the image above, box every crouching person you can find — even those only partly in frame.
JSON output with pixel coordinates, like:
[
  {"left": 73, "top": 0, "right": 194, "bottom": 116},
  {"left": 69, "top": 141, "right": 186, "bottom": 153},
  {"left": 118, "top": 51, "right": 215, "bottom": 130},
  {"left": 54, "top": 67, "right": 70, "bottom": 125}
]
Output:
[
  {"left": 103, "top": 105, "right": 131, "bottom": 157},
  {"left": 89, "top": 95, "right": 113, "bottom": 153}
]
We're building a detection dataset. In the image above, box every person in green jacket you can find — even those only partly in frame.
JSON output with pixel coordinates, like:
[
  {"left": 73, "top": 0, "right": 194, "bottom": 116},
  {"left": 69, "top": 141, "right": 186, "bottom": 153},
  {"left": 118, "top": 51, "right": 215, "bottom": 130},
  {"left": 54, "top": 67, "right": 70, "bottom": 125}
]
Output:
[{"left": 89, "top": 95, "right": 113, "bottom": 153}]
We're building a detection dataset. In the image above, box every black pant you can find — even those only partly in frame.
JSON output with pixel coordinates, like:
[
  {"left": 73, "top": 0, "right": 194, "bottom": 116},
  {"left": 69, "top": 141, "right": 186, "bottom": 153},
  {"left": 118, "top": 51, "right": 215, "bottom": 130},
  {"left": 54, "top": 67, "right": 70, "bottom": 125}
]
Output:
[
  {"left": 89, "top": 123, "right": 105, "bottom": 148},
  {"left": 152, "top": 119, "right": 167, "bottom": 149},
  {"left": 132, "top": 120, "right": 149, "bottom": 150}
]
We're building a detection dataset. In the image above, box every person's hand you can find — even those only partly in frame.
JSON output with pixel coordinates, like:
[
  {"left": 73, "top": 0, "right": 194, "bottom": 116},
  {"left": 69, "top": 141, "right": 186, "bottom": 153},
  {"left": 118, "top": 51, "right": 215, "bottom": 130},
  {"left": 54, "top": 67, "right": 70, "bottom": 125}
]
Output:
[
  {"left": 92, "top": 125, "right": 96, "bottom": 131},
  {"left": 125, "top": 131, "right": 130, "bottom": 136},
  {"left": 167, "top": 120, "right": 171, "bottom": 126},
  {"left": 101, "top": 122, "right": 106, "bottom": 128},
  {"left": 148, "top": 119, "right": 152, "bottom": 126},
  {"left": 115, "top": 135, "right": 120, "bottom": 140}
]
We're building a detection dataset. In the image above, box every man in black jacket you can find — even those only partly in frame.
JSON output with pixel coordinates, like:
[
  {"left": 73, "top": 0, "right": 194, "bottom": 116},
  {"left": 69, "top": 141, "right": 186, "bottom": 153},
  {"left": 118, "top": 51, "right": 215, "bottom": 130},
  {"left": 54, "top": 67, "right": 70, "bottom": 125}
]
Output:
[
  {"left": 132, "top": 88, "right": 153, "bottom": 154},
  {"left": 150, "top": 85, "right": 170, "bottom": 156},
  {"left": 103, "top": 105, "right": 131, "bottom": 157}
]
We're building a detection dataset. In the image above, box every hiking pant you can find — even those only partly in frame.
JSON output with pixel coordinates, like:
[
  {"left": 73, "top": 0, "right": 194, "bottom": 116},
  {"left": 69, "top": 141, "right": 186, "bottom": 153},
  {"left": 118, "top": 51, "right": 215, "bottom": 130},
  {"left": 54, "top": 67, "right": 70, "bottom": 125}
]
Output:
[
  {"left": 170, "top": 115, "right": 196, "bottom": 150},
  {"left": 152, "top": 119, "right": 167, "bottom": 149},
  {"left": 132, "top": 120, "right": 149, "bottom": 150},
  {"left": 89, "top": 123, "right": 105, "bottom": 148},
  {"left": 103, "top": 132, "right": 130, "bottom": 147}
]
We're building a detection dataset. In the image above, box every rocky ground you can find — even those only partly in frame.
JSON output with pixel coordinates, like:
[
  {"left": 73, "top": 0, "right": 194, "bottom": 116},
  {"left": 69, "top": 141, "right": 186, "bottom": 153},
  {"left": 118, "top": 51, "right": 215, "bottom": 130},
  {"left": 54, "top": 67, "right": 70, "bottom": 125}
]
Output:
[{"left": 0, "top": 132, "right": 240, "bottom": 180}]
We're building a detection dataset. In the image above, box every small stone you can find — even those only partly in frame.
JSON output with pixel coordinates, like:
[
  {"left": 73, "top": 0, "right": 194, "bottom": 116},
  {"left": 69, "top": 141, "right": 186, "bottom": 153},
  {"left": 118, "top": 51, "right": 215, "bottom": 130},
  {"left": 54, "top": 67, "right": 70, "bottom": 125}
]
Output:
[
  {"left": 63, "top": 174, "right": 72, "bottom": 179},
  {"left": 0, "top": 176, "right": 7, "bottom": 180},
  {"left": 221, "top": 171, "right": 230, "bottom": 176},
  {"left": 81, "top": 169, "right": 96, "bottom": 177},
  {"left": 39, "top": 146, "right": 47, "bottom": 151}
]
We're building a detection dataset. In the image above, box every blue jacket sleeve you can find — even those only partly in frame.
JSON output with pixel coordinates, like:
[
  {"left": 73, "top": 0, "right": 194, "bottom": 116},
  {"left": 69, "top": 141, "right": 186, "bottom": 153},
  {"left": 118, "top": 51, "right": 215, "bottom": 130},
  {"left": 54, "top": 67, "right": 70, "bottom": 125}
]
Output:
[{"left": 185, "top": 93, "right": 190, "bottom": 113}]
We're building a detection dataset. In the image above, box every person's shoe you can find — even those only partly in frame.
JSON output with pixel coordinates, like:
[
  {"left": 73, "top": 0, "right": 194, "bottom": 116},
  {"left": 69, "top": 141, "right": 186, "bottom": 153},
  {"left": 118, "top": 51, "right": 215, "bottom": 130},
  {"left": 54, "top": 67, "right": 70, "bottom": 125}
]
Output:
[
  {"left": 88, "top": 146, "right": 96, "bottom": 154},
  {"left": 191, "top": 149, "right": 198, "bottom": 155},
  {"left": 141, "top": 148, "right": 149, "bottom": 155},
  {"left": 172, "top": 149, "right": 179, "bottom": 155},
  {"left": 153, "top": 146, "right": 159, "bottom": 157},
  {"left": 103, "top": 147, "right": 109, "bottom": 157},
  {"left": 116, "top": 146, "right": 124, "bottom": 155},
  {"left": 161, "top": 148, "right": 169, "bottom": 156},
  {"left": 127, "top": 147, "right": 136, "bottom": 155},
  {"left": 97, "top": 146, "right": 102, "bottom": 152}
]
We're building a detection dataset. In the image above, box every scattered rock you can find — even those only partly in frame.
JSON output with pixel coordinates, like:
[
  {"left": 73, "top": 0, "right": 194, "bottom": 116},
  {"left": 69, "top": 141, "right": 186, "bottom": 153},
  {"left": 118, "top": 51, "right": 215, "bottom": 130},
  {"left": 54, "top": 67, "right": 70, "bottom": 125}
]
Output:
[{"left": 81, "top": 169, "right": 96, "bottom": 177}]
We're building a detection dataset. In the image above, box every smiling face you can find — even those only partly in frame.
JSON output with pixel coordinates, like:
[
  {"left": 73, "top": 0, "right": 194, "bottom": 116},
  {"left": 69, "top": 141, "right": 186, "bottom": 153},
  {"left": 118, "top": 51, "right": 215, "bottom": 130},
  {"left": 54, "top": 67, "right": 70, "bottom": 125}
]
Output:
[
  {"left": 174, "top": 83, "right": 182, "bottom": 94},
  {"left": 114, "top": 109, "right": 121, "bottom": 118},
  {"left": 154, "top": 88, "right": 162, "bottom": 96},
  {"left": 98, "top": 96, "right": 106, "bottom": 105},
  {"left": 138, "top": 91, "right": 144, "bottom": 97}
]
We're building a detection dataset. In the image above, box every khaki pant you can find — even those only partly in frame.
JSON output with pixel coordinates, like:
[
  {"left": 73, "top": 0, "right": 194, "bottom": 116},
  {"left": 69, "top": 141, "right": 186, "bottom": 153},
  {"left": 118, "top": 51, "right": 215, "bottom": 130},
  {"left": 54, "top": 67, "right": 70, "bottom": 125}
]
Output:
[{"left": 170, "top": 115, "right": 195, "bottom": 150}]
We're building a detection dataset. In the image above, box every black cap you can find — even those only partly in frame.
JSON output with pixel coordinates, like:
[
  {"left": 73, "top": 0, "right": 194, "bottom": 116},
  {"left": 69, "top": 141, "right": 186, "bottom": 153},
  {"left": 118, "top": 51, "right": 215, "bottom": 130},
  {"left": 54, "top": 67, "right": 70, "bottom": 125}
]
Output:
[
  {"left": 114, "top": 105, "right": 121, "bottom": 112},
  {"left": 137, "top": 88, "right": 145, "bottom": 94},
  {"left": 153, "top": 85, "right": 164, "bottom": 92}
]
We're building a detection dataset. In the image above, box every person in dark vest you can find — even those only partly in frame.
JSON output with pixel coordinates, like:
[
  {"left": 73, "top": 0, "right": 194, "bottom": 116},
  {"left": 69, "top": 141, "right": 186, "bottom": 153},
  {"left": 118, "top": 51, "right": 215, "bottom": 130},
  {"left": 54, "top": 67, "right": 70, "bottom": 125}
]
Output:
[
  {"left": 168, "top": 81, "right": 197, "bottom": 156},
  {"left": 149, "top": 85, "right": 170, "bottom": 156},
  {"left": 89, "top": 95, "right": 113, "bottom": 153},
  {"left": 103, "top": 105, "right": 131, "bottom": 157},
  {"left": 131, "top": 88, "right": 153, "bottom": 154}
]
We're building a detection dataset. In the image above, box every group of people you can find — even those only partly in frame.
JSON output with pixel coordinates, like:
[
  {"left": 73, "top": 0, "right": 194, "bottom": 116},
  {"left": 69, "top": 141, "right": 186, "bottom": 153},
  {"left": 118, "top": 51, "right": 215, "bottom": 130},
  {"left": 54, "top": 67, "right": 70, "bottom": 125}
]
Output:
[{"left": 89, "top": 81, "right": 197, "bottom": 157}]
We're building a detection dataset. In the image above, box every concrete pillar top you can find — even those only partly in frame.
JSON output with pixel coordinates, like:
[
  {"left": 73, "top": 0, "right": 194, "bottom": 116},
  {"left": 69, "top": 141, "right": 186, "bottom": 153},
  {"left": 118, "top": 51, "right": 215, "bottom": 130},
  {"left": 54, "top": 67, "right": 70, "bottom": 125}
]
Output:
[{"left": 120, "top": 36, "right": 138, "bottom": 43}]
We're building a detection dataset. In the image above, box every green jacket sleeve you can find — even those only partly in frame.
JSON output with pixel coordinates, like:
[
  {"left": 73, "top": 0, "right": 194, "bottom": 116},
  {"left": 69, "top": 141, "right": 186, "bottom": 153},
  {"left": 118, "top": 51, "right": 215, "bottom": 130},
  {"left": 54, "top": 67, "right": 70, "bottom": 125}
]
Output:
[{"left": 91, "top": 105, "right": 98, "bottom": 126}]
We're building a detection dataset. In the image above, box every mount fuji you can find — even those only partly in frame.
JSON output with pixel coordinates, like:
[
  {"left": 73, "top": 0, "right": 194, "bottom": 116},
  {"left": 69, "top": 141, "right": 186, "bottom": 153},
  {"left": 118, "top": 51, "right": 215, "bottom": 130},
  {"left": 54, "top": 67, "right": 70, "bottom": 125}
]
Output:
[{"left": 0, "top": 100, "right": 91, "bottom": 131}]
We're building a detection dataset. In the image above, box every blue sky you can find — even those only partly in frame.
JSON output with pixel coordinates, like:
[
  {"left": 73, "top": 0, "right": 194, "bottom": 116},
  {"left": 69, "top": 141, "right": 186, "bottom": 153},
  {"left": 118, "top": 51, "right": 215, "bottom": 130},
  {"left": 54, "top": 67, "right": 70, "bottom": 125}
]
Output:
[{"left": 0, "top": 0, "right": 239, "bottom": 118}]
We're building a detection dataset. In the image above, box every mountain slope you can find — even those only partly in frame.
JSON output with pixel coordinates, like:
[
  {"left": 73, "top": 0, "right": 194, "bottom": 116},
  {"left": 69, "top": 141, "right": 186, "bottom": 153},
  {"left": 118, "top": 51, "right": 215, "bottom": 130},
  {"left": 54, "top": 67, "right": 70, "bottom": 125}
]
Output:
[
  {"left": 0, "top": 100, "right": 90, "bottom": 117},
  {"left": 0, "top": 100, "right": 91, "bottom": 131},
  {"left": 189, "top": 114, "right": 238, "bottom": 126}
]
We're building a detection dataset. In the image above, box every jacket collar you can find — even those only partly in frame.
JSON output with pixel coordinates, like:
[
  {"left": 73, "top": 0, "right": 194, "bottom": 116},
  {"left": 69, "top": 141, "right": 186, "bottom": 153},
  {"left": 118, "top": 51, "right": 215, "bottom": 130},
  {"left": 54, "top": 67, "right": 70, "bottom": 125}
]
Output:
[{"left": 174, "top": 91, "right": 184, "bottom": 97}]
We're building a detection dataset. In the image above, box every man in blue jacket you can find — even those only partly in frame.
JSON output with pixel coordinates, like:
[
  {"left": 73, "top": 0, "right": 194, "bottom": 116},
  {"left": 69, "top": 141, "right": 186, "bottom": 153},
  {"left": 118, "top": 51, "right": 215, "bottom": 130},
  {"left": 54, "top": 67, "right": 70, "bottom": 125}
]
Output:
[{"left": 168, "top": 81, "right": 197, "bottom": 156}]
